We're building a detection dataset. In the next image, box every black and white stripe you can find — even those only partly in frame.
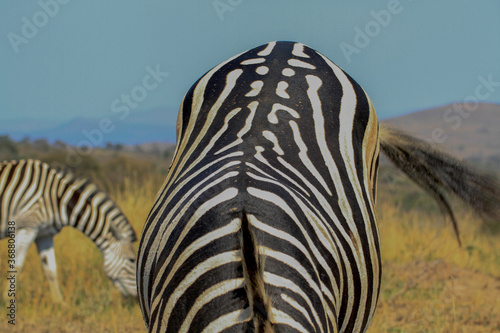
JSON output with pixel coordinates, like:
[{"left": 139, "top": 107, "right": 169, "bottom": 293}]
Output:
[
  {"left": 0, "top": 159, "right": 138, "bottom": 302},
  {"left": 137, "top": 41, "right": 500, "bottom": 332}
]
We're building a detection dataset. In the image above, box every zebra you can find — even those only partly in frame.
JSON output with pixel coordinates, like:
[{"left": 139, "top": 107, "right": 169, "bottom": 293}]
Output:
[
  {"left": 137, "top": 41, "right": 500, "bottom": 332},
  {"left": 0, "top": 159, "right": 138, "bottom": 302}
]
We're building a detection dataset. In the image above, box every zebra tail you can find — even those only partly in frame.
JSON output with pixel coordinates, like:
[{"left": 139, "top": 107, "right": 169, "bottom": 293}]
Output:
[
  {"left": 379, "top": 125, "right": 500, "bottom": 246},
  {"left": 240, "top": 212, "right": 273, "bottom": 332}
]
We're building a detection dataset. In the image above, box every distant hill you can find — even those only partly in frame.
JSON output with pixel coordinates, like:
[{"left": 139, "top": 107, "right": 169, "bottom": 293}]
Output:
[
  {"left": 0, "top": 108, "right": 178, "bottom": 145},
  {"left": 0, "top": 118, "right": 62, "bottom": 135},
  {"left": 383, "top": 103, "right": 500, "bottom": 166},
  {"left": 1, "top": 104, "right": 499, "bottom": 165}
]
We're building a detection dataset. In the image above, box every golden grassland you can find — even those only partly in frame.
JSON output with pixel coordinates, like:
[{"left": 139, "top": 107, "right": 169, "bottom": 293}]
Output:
[
  {"left": 371, "top": 205, "right": 500, "bottom": 332},
  {"left": 0, "top": 173, "right": 499, "bottom": 332}
]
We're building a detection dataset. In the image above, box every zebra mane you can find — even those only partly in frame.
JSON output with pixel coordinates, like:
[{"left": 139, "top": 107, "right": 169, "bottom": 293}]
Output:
[
  {"left": 379, "top": 125, "right": 500, "bottom": 246},
  {"left": 30, "top": 159, "right": 137, "bottom": 243}
]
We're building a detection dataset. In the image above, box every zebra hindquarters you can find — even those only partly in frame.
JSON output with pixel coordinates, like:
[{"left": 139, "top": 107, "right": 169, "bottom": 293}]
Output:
[
  {"left": 138, "top": 178, "right": 250, "bottom": 332},
  {"left": 138, "top": 183, "right": 343, "bottom": 332},
  {"left": 137, "top": 40, "right": 384, "bottom": 332}
]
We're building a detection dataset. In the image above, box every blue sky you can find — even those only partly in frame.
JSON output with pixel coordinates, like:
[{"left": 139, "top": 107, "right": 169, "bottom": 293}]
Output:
[{"left": 1, "top": 1, "right": 499, "bottom": 137}]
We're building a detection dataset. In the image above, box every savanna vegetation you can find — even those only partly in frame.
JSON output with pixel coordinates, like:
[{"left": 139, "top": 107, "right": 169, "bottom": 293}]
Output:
[{"left": 0, "top": 136, "right": 499, "bottom": 332}]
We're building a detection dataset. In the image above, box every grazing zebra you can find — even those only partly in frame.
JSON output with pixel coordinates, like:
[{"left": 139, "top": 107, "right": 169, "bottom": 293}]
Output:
[
  {"left": 137, "top": 41, "right": 500, "bottom": 332},
  {"left": 0, "top": 159, "right": 137, "bottom": 302}
]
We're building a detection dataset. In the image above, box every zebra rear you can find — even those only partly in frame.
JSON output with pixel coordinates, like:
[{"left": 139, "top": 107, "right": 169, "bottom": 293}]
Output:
[
  {"left": 139, "top": 41, "right": 380, "bottom": 332},
  {"left": 137, "top": 41, "right": 500, "bottom": 332}
]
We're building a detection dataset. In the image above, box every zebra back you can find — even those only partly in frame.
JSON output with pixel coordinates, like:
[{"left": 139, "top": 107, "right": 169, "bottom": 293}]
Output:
[
  {"left": 138, "top": 41, "right": 381, "bottom": 332},
  {"left": 138, "top": 41, "right": 500, "bottom": 333}
]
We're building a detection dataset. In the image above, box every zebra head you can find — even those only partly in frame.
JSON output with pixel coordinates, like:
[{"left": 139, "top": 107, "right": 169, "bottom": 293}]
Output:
[{"left": 102, "top": 218, "right": 138, "bottom": 297}]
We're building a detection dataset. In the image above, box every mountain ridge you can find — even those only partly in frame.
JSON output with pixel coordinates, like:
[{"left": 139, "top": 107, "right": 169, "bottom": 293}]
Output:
[
  {"left": 383, "top": 103, "right": 500, "bottom": 163},
  {"left": 0, "top": 108, "right": 178, "bottom": 145},
  {"left": 1, "top": 104, "right": 498, "bottom": 164}
]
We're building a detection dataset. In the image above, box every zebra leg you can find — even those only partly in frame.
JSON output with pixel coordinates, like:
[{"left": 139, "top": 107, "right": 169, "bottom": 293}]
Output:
[
  {"left": 35, "top": 235, "right": 64, "bottom": 303},
  {"left": 3, "top": 228, "right": 38, "bottom": 301}
]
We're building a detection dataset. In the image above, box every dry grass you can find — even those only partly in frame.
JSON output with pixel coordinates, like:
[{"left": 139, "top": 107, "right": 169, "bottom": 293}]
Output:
[
  {"left": 0, "top": 175, "right": 499, "bottom": 332},
  {"left": 0, "top": 172, "right": 162, "bottom": 332},
  {"left": 371, "top": 201, "right": 500, "bottom": 332}
]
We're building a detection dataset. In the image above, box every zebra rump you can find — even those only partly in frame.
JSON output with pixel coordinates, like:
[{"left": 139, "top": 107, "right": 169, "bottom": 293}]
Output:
[{"left": 137, "top": 41, "right": 500, "bottom": 332}]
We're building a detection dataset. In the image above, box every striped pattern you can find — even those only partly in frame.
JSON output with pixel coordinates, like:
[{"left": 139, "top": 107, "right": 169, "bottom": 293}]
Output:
[
  {"left": 138, "top": 41, "right": 380, "bottom": 332},
  {"left": 138, "top": 41, "right": 500, "bottom": 333},
  {"left": 0, "top": 159, "right": 137, "bottom": 301}
]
